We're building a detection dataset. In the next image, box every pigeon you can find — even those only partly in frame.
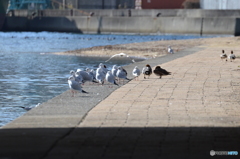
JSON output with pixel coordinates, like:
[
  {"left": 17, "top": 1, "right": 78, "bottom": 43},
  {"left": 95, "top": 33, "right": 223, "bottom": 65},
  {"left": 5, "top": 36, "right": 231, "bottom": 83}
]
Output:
[
  {"left": 153, "top": 66, "right": 171, "bottom": 79},
  {"left": 132, "top": 66, "right": 141, "bottom": 80},
  {"left": 68, "top": 76, "right": 88, "bottom": 96},
  {"left": 220, "top": 50, "right": 227, "bottom": 61},
  {"left": 142, "top": 64, "right": 152, "bottom": 79},
  {"left": 228, "top": 50, "right": 236, "bottom": 62}
]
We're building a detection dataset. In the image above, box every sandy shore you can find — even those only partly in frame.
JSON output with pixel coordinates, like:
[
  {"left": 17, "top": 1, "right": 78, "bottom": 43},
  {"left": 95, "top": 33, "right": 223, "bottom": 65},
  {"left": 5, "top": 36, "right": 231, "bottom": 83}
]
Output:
[{"left": 55, "top": 36, "right": 240, "bottom": 58}]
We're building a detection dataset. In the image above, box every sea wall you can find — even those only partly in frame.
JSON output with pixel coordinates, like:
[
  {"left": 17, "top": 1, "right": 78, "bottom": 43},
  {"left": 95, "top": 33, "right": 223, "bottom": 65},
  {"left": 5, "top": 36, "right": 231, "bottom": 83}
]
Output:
[{"left": 3, "top": 9, "right": 240, "bottom": 35}]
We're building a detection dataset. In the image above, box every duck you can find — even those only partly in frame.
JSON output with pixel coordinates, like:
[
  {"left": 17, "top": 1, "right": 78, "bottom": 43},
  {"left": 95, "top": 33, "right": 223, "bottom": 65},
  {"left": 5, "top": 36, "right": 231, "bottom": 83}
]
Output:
[
  {"left": 142, "top": 64, "right": 152, "bottom": 79},
  {"left": 153, "top": 66, "right": 171, "bottom": 79}
]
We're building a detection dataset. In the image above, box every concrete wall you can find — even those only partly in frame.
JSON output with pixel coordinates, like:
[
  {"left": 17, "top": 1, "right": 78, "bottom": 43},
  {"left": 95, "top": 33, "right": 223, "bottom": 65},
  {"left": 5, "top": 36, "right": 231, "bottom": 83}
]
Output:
[
  {"left": 3, "top": 16, "right": 240, "bottom": 35},
  {"left": 9, "top": 9, "right": 240, "bottom": 18}
]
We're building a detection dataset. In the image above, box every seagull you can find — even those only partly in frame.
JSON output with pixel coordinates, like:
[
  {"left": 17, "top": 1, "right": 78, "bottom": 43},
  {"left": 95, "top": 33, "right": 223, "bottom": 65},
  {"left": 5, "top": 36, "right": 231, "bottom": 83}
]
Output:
[
  {"left": 98, "top": 63, "right": 108, "bottom": 75},
  {"left": 105, "top": 53, "right": 135, "bottom": 63},
  {"left": 19, "top": 103, "right": 40, "bottom": 111},
  {"left": 132, "top": 66, "right": 141, "bottom": 80},
  {"left": 153, "top": 66, "right": 171, "bottom": 79},
  {"left": 168, "top": 46, "right": 174, "bottom": 54},
  {"left": 228, "top": 50, "right": 236, "bottom": 62},
  {"left": 76, "top": 69, "right": 97, "bottom": 84},
  {"left": 142, "top": 64, "right": 152, "bottom": 79},
  {"left": 220, "top": 50, "right": 227, "bottom": 61},
  {"left": 96, "top": 67, "right": 105, "bottom": 85},
  {"left": 111, "top": 65, "right": 118, "bottom": 78},
  {"left": 116, "top": 66, "right": 130, "bottom": 84},
  {"left": 70, "top": 70, "right": 83, "bottom": 84},
  {"left": 106, "top": 71, "right": 119, "bottom": 87},
  {"left": 68, "top": 76, "right": 88, "bottom": 96}
]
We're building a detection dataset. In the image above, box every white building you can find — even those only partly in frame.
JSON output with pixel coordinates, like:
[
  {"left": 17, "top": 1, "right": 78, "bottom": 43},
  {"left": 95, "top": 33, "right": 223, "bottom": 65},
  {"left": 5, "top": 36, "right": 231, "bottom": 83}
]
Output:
[{"left": 201, "top": 0, "right": 240, "bottom": 9}]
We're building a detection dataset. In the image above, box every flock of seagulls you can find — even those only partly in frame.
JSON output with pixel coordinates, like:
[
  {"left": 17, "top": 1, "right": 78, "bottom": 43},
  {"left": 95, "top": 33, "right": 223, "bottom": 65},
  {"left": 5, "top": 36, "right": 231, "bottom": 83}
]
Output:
[
  {"left": 67, "top": 62, "right": 171, "bottom": 96},
  {"left": 220, "top": 50, "right": 236, "bottom": 62}
]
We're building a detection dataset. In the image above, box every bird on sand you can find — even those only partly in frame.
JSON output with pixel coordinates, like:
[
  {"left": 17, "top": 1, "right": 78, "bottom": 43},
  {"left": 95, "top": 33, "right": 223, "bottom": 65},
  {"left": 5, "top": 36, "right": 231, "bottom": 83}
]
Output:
[
  {"left": 142, "top": 64, "right": 152, "bottom": 79},
  {"left": 153, "top": 66, "right": 171, "bottom": 79},
  {"left": 220, "top": 50, "right": 227, "bottom": 61},
  {"left": 228, "top": 50, "right": 236, "bottom": 62},
  {"left": 68, "top": 76, "right": 88, "bottom": 96},
  {"left": 106, "top": 71, "right": 119, "bottom": 87},
  {"left": 105, "top": 53, "right": 135, "bottom": 63},
  {"left": 168, "top": 46, "right": 174, "bottom": 54},
  {"left": 132, "top": 66, "right": 141, "bottom": 80}
]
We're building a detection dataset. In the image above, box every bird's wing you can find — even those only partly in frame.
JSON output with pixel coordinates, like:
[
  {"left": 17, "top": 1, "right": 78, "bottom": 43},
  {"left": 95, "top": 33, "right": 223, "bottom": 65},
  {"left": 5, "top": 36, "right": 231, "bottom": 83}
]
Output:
[
  {"left": 105, "top": 54, "right": 121, "bottom": 62},
  {"left": 142, "top": 67, "right": 148, "bottom": 73},
  {"left": 71, "top": 81, "right": 82, "bottom": 91}
]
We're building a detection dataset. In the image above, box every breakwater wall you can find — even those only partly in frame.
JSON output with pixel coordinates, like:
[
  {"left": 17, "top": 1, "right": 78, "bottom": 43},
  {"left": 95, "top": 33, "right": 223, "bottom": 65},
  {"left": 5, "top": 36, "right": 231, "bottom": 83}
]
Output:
[{"left": 3, "top": 9, "right": 240, "bottom": 35}]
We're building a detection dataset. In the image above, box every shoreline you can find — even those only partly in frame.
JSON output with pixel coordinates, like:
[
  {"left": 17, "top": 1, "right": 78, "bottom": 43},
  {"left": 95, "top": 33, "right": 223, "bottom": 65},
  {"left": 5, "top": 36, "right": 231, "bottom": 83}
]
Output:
[{"left": 53, "top": 36, "right": 240, "bottom": 58}]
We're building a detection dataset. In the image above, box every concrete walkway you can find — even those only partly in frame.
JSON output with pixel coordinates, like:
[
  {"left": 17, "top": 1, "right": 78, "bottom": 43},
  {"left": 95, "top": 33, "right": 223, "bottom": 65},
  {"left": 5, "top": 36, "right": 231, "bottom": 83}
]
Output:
[{"left": 1, "top": 47, "right": 240, "bottom": 159}]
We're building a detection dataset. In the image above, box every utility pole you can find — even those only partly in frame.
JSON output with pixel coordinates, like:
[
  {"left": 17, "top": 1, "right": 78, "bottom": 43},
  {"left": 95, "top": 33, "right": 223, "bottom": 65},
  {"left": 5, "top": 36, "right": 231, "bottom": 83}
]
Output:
[
  {"left": 63, "top": 0, "right": 65, "bottom": 9},
  {"left": 102, "top": 0, "right": 105, "bottom": 9}
]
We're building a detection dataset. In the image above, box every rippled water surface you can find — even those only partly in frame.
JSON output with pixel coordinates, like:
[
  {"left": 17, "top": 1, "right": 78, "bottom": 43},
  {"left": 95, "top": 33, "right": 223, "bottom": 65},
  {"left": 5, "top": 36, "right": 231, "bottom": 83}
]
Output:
[{"left": 0, "top": 32, "right": 217, "bottom": 127}]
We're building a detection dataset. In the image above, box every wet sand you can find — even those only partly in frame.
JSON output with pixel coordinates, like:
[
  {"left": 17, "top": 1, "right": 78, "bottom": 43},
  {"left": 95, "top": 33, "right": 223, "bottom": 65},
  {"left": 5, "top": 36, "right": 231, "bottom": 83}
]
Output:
[{"left": 55, "top": 36, "right": 240, "bottom": 58}]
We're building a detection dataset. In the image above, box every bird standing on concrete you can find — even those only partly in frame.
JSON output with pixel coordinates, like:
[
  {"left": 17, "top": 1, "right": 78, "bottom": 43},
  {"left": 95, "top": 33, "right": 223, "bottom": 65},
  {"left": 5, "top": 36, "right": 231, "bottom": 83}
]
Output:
[
  {"left": 68, "top": 76, "right": 88, "bottom": 96},
  {"left": 168, "top": 46, "right": 174, "bottom": 54},
  {"left": 228, "top": 50, "right": 236, "bottom": 62},
  {"left": 106, "top": 71, "right": 119, "bottom": 87},
  {"left": 116, "top": 66, "right": 130, "bottom": 84},
  {"left": 132, "top": 66, "right": 141, "bottom": 80},
  {"left": 142, "top": 64, "right": 152, "bottom": 79},
  {"left": 220, "top": 50, "right": 227, "bottom": 61},
  {"left": 153, "top": 66, "right": 171, "bottom": 79}
]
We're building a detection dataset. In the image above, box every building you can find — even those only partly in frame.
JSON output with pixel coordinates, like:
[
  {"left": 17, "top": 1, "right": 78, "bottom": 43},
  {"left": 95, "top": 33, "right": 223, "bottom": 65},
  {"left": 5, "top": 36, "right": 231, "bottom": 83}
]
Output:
[{"left": 201, "top": 0, "right": 240, "bottom": 9}]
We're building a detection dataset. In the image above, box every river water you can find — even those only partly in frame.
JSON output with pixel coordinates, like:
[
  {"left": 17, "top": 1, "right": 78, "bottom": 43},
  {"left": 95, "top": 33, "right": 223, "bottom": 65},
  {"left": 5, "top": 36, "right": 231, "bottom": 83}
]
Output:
[{"left": 0, "top": 32, "right": 216, "bottom": 127}]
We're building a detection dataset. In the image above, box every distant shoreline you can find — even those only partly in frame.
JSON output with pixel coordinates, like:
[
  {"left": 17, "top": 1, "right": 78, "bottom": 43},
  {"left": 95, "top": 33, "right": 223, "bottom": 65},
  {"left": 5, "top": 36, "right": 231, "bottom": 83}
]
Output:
[{"left": 53, "top": 36, "right": 240, "bottom": 59}]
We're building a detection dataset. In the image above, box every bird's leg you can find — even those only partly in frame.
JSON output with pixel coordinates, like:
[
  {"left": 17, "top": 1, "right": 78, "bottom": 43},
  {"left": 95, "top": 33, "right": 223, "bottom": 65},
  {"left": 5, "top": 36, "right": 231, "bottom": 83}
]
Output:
[{"left": 71, "top": 90, "right": 74, "bottom": 97}]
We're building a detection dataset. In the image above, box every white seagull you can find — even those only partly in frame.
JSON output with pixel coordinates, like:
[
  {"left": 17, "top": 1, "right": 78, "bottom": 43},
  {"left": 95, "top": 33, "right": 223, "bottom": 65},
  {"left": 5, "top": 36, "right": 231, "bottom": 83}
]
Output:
[
  {"left": 116, "top": 66, "right": 130, "bottom": 84},
  {"left": 228, "top": 50, "right": 236, "bottom": 62},
  {"left": 76, "top": 69, "right": 96, "bottom": 84},
  {"left": 105, "top": 53, "right": 135, "bottom": 63},
  {"left": 70, "top": 70, "right": 83, "bottom": 84},
  {"left": 68, "top": 76, "right": 88, "bottom": 96},
  {"left": 111, "top": 65, "right": 118, "bottom": 78},
  {"left": 106, "top": 71, "right": 119, "bottom": 87},
  {"left": 132, "top": 66, "right": 141, "bottom": 80},
  {"left": 168, "top": 46, "right": 174, "bottom": 54},
  {"left": 95, "top": 67, "right": 105, "bottom": 85}
]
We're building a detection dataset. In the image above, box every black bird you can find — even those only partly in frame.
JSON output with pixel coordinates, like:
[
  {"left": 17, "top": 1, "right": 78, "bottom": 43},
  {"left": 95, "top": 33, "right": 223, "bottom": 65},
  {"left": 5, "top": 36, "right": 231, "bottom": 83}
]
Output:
[
  {"left": 142, "top": 64, "right": 152, "bottom": 79},
  {"left": 153, "top": 66, "right": 171, "bottom": 79}
]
